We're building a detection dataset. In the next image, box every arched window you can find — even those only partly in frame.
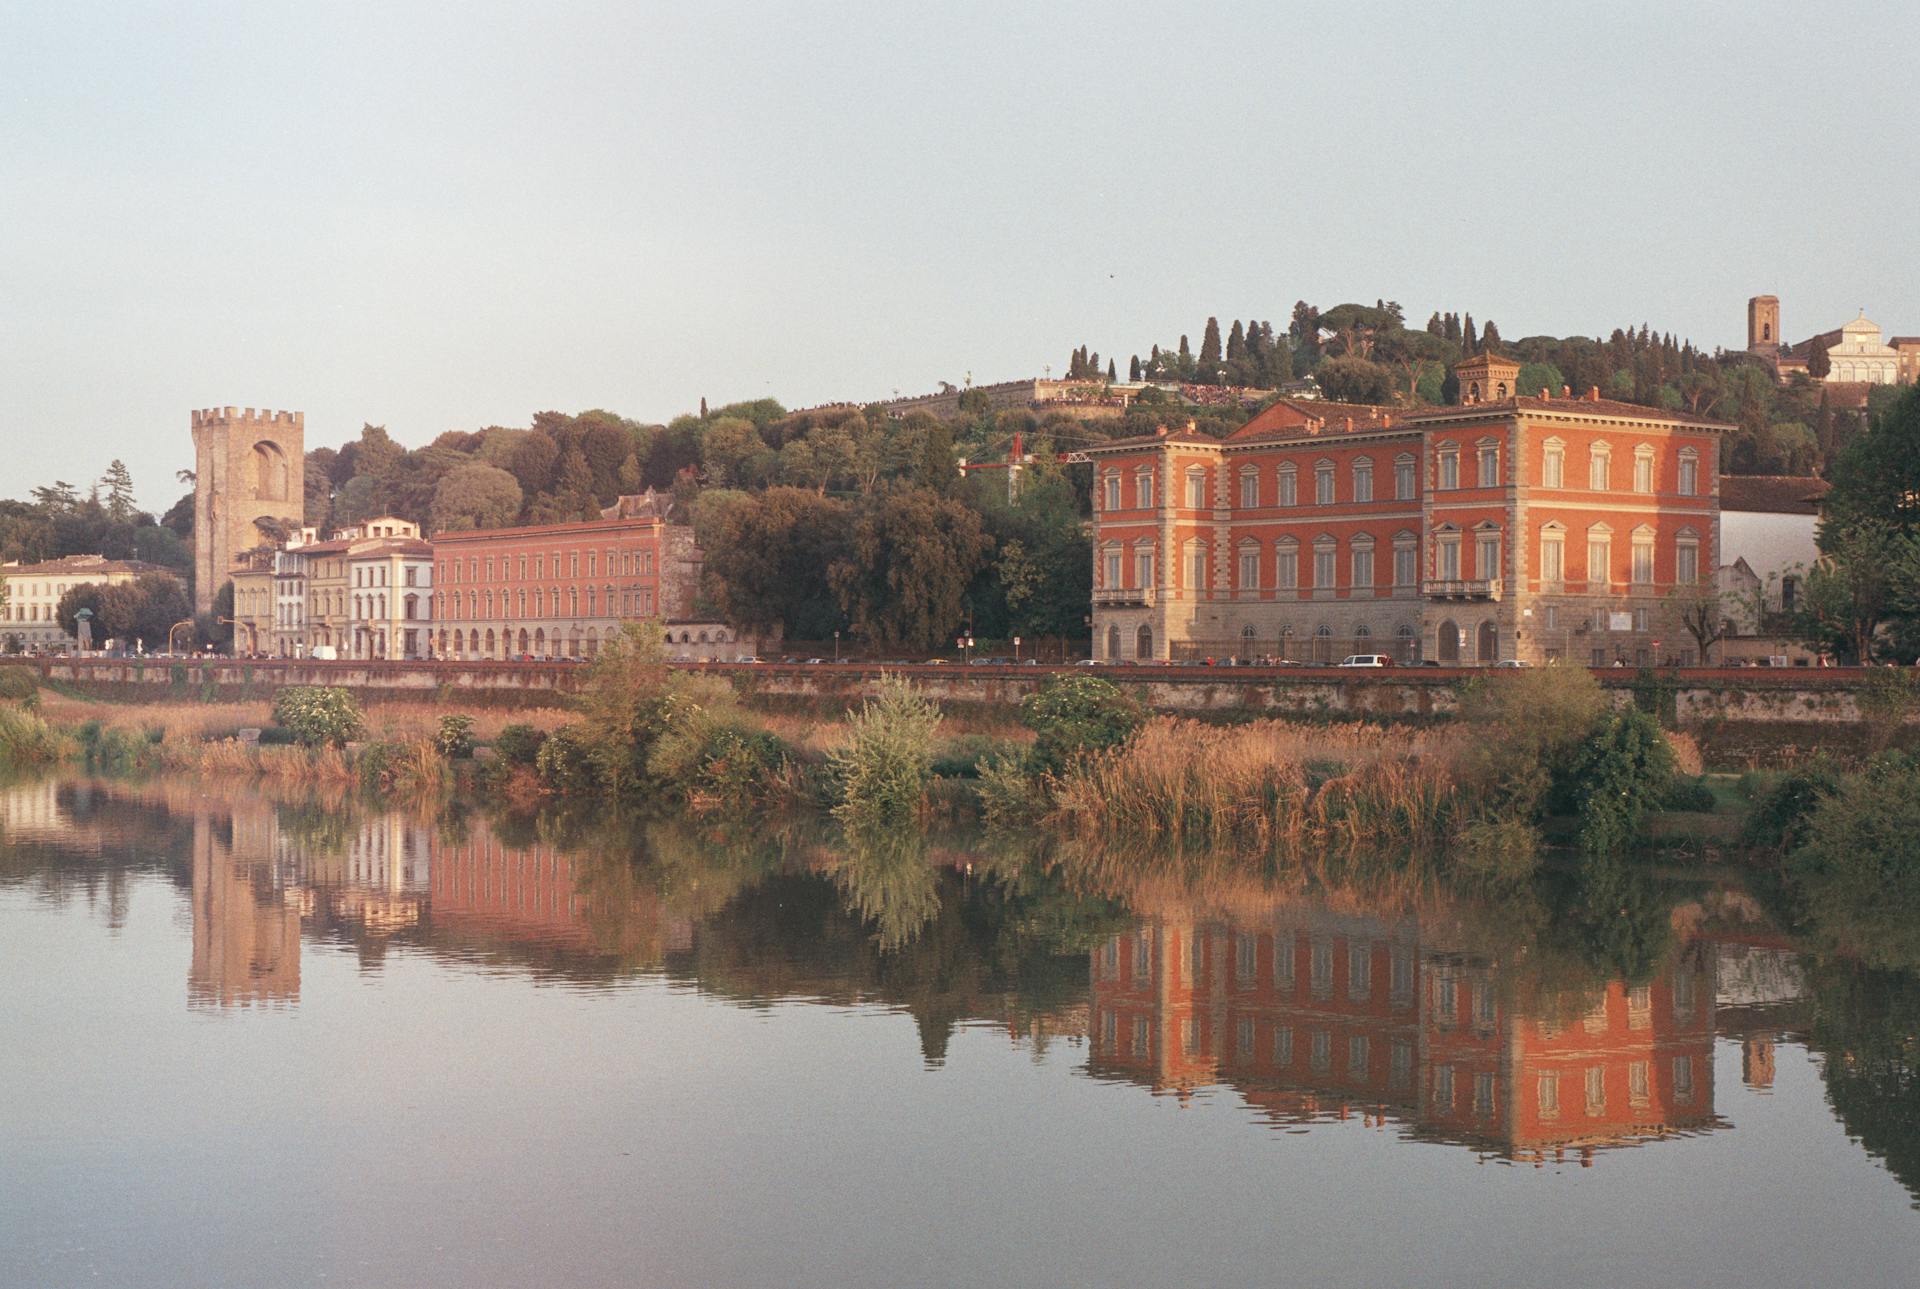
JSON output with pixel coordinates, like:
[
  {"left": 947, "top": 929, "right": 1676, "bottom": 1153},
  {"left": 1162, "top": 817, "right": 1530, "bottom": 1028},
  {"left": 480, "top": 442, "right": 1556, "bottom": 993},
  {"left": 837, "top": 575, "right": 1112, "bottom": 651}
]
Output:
[{"left": 1135, "top": 623, "right": 1153, "bottom": 660}]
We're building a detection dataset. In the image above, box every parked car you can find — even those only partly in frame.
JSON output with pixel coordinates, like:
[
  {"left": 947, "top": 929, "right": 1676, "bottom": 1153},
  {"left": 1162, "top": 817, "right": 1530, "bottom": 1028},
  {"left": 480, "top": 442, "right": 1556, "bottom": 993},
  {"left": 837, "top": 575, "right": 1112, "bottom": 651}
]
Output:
[
  {"left": 1337, "top": 654, "right": 1395, "bottom": 668},
  {"left": 1491, "top": 659, "right": 1532, "bottom": 669}
]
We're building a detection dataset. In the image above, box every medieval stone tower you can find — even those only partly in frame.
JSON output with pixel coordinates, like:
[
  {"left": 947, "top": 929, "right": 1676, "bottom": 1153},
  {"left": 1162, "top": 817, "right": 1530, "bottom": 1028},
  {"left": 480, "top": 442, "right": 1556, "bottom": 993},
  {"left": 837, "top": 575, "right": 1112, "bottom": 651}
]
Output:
[
  {"left": 191, "top": 407, "right": 304, "bottom": 611},
  {"left": 1747, "top": 295, "right": 1781, "bottom": 352}
]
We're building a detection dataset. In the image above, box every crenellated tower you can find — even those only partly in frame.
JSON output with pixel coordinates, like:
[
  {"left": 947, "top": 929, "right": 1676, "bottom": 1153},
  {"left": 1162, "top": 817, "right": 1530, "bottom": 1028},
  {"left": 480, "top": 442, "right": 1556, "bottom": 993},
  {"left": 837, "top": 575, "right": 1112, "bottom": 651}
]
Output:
[{"left": 191, "top": 406, "right": 305, "bottom": 611}]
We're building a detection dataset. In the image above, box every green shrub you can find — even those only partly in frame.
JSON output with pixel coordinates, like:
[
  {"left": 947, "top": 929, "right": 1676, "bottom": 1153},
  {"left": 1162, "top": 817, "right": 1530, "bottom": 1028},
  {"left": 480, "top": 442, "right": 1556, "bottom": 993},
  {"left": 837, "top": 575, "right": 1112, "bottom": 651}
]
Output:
[
  {"left": 831, "top": 677, "right": 942, "bottom": 828},
  {"left": 975, "top": 750, "right": 1048, "bottom": 828},
  {"left": 434, "top": 714, "right": 475, "bottom": 759},
  {"left": 271, "top": 686, "right": 365, "bottom": 748},
  {"left": 1452, "top": 817, "right": 1541, "bottom": 886},
  {"left": 0, "top": 667, "right": 38, "bottom": 707},
  {"left": 1743, "top": 759, "right": 1844, "bottom": 851},
  {"left": 0, "top": 705, "right": 63, "bottom": 765},
  {"left": 491, "top": 723, "right": 548, "bottom": 766},
  {"left": 1565, "top": 706, "right": 1676, "bottom": 853},
  {"left": 929, "top": 734, "right": 1007, "bottom": 780},
  {"left": 1790, "top": 758, "right": 1920, "bottom": 971},
  {"left": 1456, "top": 663, "right": 1609, "bottom": 821},
  {"left": 535, "top": 725, "right": 604, "bottom": 795},
  {"left": 1019, "top": 674, "right": 1145, "bottom": 777},
  {"left": 257, "top": 726, "right": 299, "bottom": 746},
  {"left": 1658, "top": 775, "right": 1718, "bottom": 813}
]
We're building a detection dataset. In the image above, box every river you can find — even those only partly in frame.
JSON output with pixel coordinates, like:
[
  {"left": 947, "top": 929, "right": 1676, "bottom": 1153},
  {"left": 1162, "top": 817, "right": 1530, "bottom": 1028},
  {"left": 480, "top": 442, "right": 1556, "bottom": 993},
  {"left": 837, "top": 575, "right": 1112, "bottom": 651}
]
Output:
[{"left": 2, "top": 773, "right": 1916, "bottom": 1288}]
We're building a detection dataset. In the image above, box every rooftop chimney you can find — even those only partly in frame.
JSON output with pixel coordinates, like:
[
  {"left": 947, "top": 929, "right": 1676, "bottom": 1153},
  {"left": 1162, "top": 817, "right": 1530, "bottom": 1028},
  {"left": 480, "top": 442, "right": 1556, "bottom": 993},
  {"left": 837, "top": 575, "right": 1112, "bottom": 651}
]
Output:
[{"left": 1587, "top": 385, "right": 1601, "bottom": 402}]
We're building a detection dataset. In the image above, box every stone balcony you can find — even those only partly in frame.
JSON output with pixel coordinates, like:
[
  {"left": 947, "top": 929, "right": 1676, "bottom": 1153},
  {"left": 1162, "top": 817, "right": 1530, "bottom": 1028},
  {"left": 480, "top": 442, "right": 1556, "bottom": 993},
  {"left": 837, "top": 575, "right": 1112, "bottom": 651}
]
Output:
[
  {"left": 1423, "top": 578, "right": 1503, "bottom": 601},
  {"left": 1093, "top": 586, "right": 1156, "bottom": 608}
]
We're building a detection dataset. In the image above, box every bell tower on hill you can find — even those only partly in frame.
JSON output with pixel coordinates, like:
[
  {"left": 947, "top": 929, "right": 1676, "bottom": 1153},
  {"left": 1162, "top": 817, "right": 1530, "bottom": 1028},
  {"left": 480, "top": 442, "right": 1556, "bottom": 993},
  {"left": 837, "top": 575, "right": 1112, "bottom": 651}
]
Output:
[{"left": 191, "top": 406, "right": 305, "bottom": 612}]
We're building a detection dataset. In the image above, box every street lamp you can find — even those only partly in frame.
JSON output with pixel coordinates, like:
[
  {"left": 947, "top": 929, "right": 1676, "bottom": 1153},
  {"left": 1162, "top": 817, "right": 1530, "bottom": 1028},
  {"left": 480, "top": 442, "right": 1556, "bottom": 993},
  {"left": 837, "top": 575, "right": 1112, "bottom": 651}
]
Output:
[
  {"left": 833, "top": 629, "right": 840, "bottom": 662},
  {"left": 1013, "top": 635, "right": 1022, "bottom": 663}
]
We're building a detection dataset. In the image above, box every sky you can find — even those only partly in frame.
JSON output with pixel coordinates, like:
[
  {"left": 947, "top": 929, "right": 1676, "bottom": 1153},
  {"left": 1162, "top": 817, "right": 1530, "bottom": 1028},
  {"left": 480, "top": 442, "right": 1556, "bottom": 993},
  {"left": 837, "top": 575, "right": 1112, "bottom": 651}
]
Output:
[{"left": 2, "top": 0, "right": 1915, "bottom": 511}]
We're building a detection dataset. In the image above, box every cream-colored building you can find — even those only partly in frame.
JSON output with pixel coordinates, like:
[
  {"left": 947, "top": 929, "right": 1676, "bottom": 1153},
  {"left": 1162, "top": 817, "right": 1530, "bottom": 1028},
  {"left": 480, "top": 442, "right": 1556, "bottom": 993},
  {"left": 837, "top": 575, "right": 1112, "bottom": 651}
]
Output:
[
  {"left": 0, "top": 555, "right": 186, "bottom": 652},
  {"left": 347, "top": 536, "right": 434, "bottom": 660},
  {"left": 231, "top": 549, "right": 278, "bottom": 656},
  {"left": 1820, "top": 313, "right": 1901, "bottom": 385}
]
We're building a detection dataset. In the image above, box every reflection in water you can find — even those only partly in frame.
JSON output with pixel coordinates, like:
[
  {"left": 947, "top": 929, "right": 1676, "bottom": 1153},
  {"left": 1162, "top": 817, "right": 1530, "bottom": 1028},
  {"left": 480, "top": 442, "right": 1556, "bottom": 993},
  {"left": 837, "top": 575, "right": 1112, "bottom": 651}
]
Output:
[{"left": 0, "top": 771, "right": 1915, "bottom": 1199}]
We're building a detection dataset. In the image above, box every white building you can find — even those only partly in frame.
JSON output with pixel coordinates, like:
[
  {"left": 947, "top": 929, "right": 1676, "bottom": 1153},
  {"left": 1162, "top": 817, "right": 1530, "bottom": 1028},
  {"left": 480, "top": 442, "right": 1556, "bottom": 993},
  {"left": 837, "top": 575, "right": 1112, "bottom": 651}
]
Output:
[
  {"left": 1716, "top": 475, "right": 1827, "bottom": 655},
  {"left": 1822, "top": 313, "right": 1902, "bottom": 385}
]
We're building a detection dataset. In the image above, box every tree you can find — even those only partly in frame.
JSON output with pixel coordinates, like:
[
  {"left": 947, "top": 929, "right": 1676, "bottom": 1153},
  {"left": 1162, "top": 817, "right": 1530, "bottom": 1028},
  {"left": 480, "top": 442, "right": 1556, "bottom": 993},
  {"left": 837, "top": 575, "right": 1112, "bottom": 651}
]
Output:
[
  {"left": 703, "top": 487, "right": 853, "bottom": 640},
  {"left": 1825, "top": 385, "right": 1920, "bottom": 533},
  {"left": 1128, "top": 355, "right": 1141, "bottom": 381},
  {"left": 1808, "top": 334, "right": 1832, "bottom": 379},
  {"left": 1794, "top": 521, "right": 1920, "bottom": 663},
  {"left": 1667, "top": 577, "right": 1731, "bottom": 664},
  {"left": 1198, "top": 318, "right": 1222, "bottom": 378},
  {"left": 100, "top": 461, "right": 136, "bottom": 523},
  {"left": 831, "top": 489, "right": 992, "bottom": 651},
  {"left": 1515, "top": 362, "right": 1566, "bottom": 398},
  {"left": 1313, "top": 356, "right": 1395, "bottom": 404},
  {"left": 700, "top": 417, "right": 768, "bottom": 488},
  {"left": 430, "top": 462, "right": 523, "bottom": 533}
]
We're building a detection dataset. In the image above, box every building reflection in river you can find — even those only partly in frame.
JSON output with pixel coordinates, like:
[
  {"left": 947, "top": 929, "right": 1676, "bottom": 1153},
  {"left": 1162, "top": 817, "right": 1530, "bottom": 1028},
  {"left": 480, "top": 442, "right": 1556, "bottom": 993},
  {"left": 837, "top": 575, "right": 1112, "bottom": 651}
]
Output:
[{"left": 1089, "top": 909, "right": 1720, "bottom": 1163}]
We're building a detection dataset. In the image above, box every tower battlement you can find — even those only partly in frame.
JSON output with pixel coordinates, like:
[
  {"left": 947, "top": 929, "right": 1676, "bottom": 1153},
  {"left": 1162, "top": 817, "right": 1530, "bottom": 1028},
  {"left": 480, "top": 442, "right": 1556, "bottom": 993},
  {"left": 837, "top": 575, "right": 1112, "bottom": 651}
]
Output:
[{"left": 192, "top": 407, "right": 305, "bottom": 431}]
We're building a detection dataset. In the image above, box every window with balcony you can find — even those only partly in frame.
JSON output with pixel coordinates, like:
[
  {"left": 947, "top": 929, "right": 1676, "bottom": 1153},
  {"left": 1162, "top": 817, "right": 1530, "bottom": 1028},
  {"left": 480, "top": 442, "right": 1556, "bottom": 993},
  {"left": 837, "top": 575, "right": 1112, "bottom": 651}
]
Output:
[
  {"left": 1134, "top": 547, "right": 1154, "bottom": 589},
  {"left": 1103, "top": 548, "right": 1122, "bottom": 589},
  {"left": 1437, "top": 534, "right": 1461, "bottom": 581},
  {"left": 1475, "top": 528, "right": 1500, "bottom": 581}
]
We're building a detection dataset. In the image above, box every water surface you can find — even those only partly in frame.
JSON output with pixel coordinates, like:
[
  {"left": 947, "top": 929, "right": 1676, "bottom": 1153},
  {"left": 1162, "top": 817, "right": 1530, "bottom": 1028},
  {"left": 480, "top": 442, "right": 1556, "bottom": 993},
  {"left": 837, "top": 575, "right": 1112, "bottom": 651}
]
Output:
[{"left": 2, "top": 775, "right": 1917, "bottom": 1288}]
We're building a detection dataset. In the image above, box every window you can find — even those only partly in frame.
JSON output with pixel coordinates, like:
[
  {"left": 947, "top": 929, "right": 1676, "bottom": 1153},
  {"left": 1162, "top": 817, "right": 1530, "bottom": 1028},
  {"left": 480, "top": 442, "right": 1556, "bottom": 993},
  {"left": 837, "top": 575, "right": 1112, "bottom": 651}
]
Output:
[
  {"left": 1633, "top": 445, "right": 1655, "bottom": 494},
  {"left": 1673, "top": 1056, "right": 1695, "bottom": 1101},
  {"left": 1185, "top": 468, "right": 1207, "bottom": 509},
  {"left": 1136, "top": 470, "right": 1154, "bottom": 509},
  {"left": 1315, "top": 461, "right": 1335, "bottom": 505},
  {"left": 1477, "top": 441, "right": 1499, "bottom": 487},
  {"left": 1537, "top": 1073, "right": 1561, "bottom": 1118},
  {"left": 1313, "top": 539, "right": 1337, "bottom": 590},
  {"left": 1629, "top": 1061, "right": 1651, "bottom": 1106},
  {"left": 1585, "top": 1066, "right": 1606, "bottom": 1116},
  {"left": 1310, "top": 941, "right": 1333, "bottom": 998},
  {"left": 1542, "top": 439, "right": 1565, "bottom": 488},
  {"left": 1239, "top": 469, "right": 1258, "bottom": 509},
  {"left": 1590, "top": 443, "right": 1611, "bottom": 490},
  {"left": 1475, "top": 529, "right": 1500, "bottom": 581},
  {"left": 1235, "top": 934, "right": 1257, "bottom": 982},
  {"left": 1237, "top": 1017, "right": 1255, "bottom": 1057},
  {"left": 1353, "top": 458, "right": 1373, "bottom": 503},
  {"left": 1434, "top": 1063, "right": 1455, "bottom": 1109},
  {"left": 1275, "top": 540, "right": 1298, "bottom": 590},
  {"left": 1351, "top": 538, "right": 1374, "bottom": 591},
  {"left": 1310, "top": 1030, "right": 1332, "bottom": 1074},
  {"left": 1540, "top": 525, "right": 1565, "bottom": 585},
  {"left": 1348, "top": 1034, "right": 1370, "bottom": 1076},
  {"left": 1544, "top": 605, "right": 1558, "bottom": 629},
  {"left": 1185, "top": 542, "right": 1207, "bottom": 592},
  {"left": 1438, "top": 532, "right": 1461, "bottom": 580},
  {"left": 1134, "top": 546, "right": 1154, "bottom": 589},
  {"left": 1348, "top": 942, "right": 1372, "bottom": 999},
  {"left": 1390, "top": 1041, "right": 1412, "bottom": 1090},
  {"left": 1103, "top": 472, "right": 1120, "bottom": 511},
  {"left": 1588, "top": 527, "right": 1612, "bottom": 583},
  {"left": 1437, "top": 445, "right": 1459, "bottom": 490},
  {"left": 1394, "top": 455, "right": 1416, "bottom": 500},
  {"left": 1274, "top": 932, "right": 1295, "bottom": 989},
  {"left": 1238, "top": 545, "right": 1260, "bottom": 591},
  {"left": 1104, "top": 548, "right": 1122, "bottom": 589},
  {"left": 1634, "top": 607, "right": 1650, "bottom": 632},
  {"left": 1631, "top": 530, "right": 1655, "bottom": 584},
  {"left": 1678, "top": 450, "right": 1699, "bottom": 497},
  {"left": 1275, "top": 1025, "right": 1294, "bottom": 1065},
  {"left": 1390, "top": 950, "right": 1414, "bottom": 1002},
  {"left": 1676, "top": 532, "right": 1700, "bottom": 584},
  {"left": 1278, "top": 465, "right": 1297, "bottom": 507},
  {"left": 1394, "top": 542, "right": 1417, "bottom": 588},
  {"left": 1474, "top": 1072, "right": 1496, "bottom": 1118}
]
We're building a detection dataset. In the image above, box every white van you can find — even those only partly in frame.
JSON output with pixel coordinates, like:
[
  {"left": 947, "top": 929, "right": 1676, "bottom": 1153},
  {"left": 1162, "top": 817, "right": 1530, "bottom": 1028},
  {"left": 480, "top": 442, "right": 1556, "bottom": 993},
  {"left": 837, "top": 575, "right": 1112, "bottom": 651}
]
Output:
[{"left": 1337, "top": 654, "right": 1394, "bottom": 668}]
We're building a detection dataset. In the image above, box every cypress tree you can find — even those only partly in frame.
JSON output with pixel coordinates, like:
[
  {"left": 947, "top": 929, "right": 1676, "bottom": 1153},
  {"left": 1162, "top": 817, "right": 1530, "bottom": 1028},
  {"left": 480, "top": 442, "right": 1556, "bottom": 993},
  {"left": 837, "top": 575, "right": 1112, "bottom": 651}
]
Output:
[
  {"left": 1199, "top": 317, "right": 1223, "bottom": 375},
  {"left": 1129, "top": 355, "right": 1142, "bottom": 381},
  {"left": 1463, "top": 314, "right": 1478, "bottom": 354},
  {"left": 1426, "top": 312, "right": 1444, "bottom": 336},
  {"left": 1178, "top": 335, "right": 1191, "bottom": 359},
  {"left": 1481, "top": 320, "right": 1502, "bottom": 352},
  {"left": 1107, "top": 358, "right": 1117, "bottom": 381},
  {"left": 1226, "top": 319, "right": 1246, "bottom": 364}
]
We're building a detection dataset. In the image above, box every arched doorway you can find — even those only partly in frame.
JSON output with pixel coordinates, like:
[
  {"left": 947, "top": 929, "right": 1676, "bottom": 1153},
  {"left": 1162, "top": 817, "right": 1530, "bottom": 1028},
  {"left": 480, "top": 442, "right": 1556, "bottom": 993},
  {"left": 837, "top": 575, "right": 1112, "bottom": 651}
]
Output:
[
  {"left": 1106, "top": 625, "right": 1120, "bottom": 660},
  {"left": 534, "top": 628, "right": 546, "bottom": 657},
  {"left": 1135, "top": 624, "right": 1153, "bottom": 660},
  {"left": 1476, "top": 621, "right": 1498, "bottom": 663},
  {"left": 1436, "top": 619, "right": 1460, "bottom": 663}
]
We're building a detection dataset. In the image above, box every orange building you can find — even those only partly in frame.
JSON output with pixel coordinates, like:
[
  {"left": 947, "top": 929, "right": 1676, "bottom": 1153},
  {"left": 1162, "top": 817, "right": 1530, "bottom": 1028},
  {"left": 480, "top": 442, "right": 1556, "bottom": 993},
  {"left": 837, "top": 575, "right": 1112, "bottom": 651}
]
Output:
[
  {"left": 1088, "top": 905, "right": 1719, "bottom": 1161},
  {"left": 1085, "top": 355, "right": 1731, "bottom": 664}
]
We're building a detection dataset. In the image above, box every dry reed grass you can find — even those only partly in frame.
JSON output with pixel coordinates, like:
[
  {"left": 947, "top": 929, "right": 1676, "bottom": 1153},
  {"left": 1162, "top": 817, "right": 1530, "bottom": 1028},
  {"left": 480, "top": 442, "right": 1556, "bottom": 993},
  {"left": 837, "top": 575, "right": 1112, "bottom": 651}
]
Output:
[{"left": 1048, "top": 717, "right": 1467, "bottom": 857}]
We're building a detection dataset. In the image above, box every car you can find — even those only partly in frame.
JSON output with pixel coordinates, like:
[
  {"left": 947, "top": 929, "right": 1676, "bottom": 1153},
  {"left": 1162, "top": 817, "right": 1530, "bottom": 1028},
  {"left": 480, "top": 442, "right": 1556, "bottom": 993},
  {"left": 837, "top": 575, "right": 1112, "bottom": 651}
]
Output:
[
  {"left": 1072, "top": 658, "right": 1104, "bottom": 667},
  {"left": 1337, "top": 654, "right": 1395, "bottom": 668},
  {"left": 735, "top": 655, "right": 761, "bottom": 664},
  {"left": 1491, "top": 659, "right": 1532, "bottom": 669},
  {"left": 802, "top": 657, "right": 826, "bottom": 665}
]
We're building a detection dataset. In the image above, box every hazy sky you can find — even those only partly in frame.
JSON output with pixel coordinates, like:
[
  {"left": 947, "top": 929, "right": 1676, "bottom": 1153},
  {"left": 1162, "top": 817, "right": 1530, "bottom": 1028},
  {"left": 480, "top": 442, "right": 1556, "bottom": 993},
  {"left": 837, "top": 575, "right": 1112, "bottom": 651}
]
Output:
[{"left": 3, "top": 1, "right": 1915, "bottom": 510}]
